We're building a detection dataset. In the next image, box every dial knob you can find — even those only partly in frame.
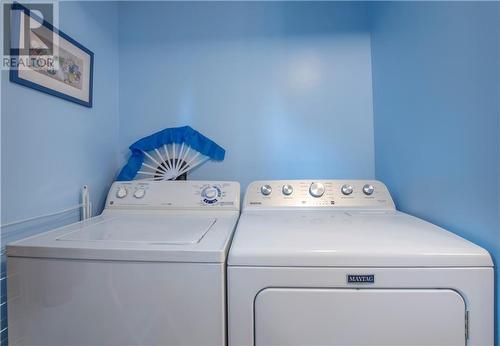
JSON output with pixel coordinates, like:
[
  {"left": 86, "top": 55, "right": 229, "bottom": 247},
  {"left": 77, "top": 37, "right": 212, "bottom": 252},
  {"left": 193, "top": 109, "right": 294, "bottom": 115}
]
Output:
[
  {"left": 260, "top": 184, "right": 272, "bottom": 196},
  {"left": 204, "top": 187, "right": 218, "bottom": 199},
  {"left": 202, "top": 186, "right": 219, "bottom": 200},
  {"left": 282, "top": 184, "right": 294, "bottom": 196},
  {"left": 134, "top": 188, "right": 146, "bottom": 199},
  {"left": 362, "top": 184, "right": 374, "bottom": 195},
  {"left": 309, "top": 182, "right": 325, "bottom": 198},
  {"left": 341, "top": 184, "right": 353, "bottom": 195},
  {"left": 116, "top": 186, "right": 127, "bottom": 199}
]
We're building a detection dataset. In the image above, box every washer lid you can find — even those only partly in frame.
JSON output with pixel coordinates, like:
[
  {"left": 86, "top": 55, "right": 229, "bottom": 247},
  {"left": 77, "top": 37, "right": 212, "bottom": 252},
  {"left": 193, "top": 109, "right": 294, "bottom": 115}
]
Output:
[
  {"left": 56, "top": 216, "right": 215, "bottom": 244},
  {"left": 7, "top": 211, "right": 239, "bottom": 263},
  {"left": 228, "top": 210, "right": 493, "bottom": 267}
]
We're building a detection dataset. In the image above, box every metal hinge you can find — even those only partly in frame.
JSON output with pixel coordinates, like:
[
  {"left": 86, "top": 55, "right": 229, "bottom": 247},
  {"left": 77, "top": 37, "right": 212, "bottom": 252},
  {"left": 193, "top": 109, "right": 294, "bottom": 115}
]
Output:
[{"left": 465, "top": 310, "right": 470, "bottom": 343}]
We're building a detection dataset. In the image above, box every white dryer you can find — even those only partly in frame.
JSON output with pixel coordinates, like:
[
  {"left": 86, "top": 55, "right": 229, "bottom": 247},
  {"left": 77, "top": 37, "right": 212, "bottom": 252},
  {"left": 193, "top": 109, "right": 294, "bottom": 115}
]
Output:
[
  {"left": 228, "top": 180, "right": 493, "bottom": 346},
  {"left": 7, "top": 180, "right": 240, "bottom": 346}
]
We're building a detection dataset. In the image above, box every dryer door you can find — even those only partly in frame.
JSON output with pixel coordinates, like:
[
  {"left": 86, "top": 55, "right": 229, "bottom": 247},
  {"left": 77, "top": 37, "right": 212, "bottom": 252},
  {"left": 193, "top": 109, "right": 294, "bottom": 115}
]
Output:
[{"left": 255, "top": 288, "right": 466, "bottom": 346}]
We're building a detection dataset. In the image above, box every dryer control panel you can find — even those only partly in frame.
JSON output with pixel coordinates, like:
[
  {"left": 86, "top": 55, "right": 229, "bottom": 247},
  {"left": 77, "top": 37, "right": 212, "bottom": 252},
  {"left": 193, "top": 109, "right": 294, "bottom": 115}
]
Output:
[
  {"left": 106, "top": 180, "right": 240, "bottom": 210},
  {"left": 244, "top": 180, "right": 395, "bottom": 210}
]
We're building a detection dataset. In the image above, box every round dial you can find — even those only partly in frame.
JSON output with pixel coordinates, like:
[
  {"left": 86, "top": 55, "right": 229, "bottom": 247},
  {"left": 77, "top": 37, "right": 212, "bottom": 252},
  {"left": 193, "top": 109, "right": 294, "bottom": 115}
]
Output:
[
  {"left": 116, "top": 186, "right": 128, "bottom": 199},
  {"left": 202, "top": 185, "right": 221, "bottom": 204},
  {"left": 282, "top": 184, "right": 294, "bottom": 196},
  {"left": 309, "top": 182, "right": 325, "bottom": 198},
  {"left": 341, "top": 184, "right": 353, "bottom": 195},
  {"left": 134, "top": 188, "right": 146, "bottom": 199},
  {"left": 362, "top": 184, "right": 374, "bottom": 195},
  {"left": 260, "top": 184, "right": 272, "bottom": 196},
  {"left": 203, "top": 187, "right": 218, "bottom": 199}
]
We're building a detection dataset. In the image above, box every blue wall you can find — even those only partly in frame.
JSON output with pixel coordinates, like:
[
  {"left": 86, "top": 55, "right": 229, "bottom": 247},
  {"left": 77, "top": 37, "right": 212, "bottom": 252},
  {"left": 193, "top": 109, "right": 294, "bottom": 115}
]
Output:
[
  {"left": 118, "top": 2, "right": 375, "bottom": 187},
  {"left": 1, "top": 1, "right": 119, "bottom": 223},
  {"left": 371, "top": 2, "right": 500, "bottom": 343}
]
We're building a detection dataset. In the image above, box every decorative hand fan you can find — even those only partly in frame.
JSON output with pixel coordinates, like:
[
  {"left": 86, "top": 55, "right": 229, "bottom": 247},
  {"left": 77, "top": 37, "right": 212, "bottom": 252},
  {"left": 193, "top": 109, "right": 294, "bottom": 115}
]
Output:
[{"left": 117, "top": 126, "right": 225, "bottom": 181}]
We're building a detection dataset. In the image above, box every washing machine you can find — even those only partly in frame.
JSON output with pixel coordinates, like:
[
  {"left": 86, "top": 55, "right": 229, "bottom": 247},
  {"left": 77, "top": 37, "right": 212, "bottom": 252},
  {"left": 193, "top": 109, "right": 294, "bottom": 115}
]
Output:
[
  {"left": 228, "top": 180, "right": 493, "bottom": 346},
  {"left": 7, "top": 180, "right": 240, "bottom": 346}
]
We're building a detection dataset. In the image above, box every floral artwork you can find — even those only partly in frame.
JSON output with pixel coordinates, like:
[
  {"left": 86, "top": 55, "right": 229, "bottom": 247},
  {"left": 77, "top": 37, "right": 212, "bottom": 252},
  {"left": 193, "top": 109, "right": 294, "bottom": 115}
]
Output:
[
  {"left": 30, "top": 31, "right": 84, "bottom": 90},
  {"left": 10, "top": 3, "right": 94, "bottom": 107}
]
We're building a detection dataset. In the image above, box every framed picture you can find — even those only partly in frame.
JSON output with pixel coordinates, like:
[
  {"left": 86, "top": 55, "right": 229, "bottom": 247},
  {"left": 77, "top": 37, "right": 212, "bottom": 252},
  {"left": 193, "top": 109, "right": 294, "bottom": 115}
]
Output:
[{"left": 9, "top": 3, "right": 94, "bottom": 107}]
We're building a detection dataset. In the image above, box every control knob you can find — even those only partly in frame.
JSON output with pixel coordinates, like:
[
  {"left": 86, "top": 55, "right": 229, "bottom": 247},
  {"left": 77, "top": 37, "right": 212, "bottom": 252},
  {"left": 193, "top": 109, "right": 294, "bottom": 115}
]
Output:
[
  {"left": 116, "top": 186, "right": 128, "bottom": 199},
  {"left": 260, "top": 184, "right": 272, "bottom": 196},
  {"left": 309, "top": 182, "right": 325, "bottom": 198},
  {"left": 282, "top": 184, "right": 294, "bottom": 196},
  {"left": 341, "top": 184, "right": 353, "bottom": 195},
  {"left": 363, "top": 184, "right": 374, "bottom": 195},
  {"left": 203, "top": 188, "right": 217, "bottom": 199},
  {"left": 134, "top": 188, "right": 146, "bottom": 199},
  {"left": 201, "top": 186, "right": 219, "bottom": 200},
  {"left": 202, "top": 186, "right": 220, "bottom": 202}
]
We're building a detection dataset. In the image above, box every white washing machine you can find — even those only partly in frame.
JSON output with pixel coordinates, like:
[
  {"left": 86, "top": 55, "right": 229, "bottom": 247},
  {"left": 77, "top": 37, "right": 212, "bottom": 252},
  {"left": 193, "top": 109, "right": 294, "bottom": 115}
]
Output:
[
  {"left": 7, "top": 180, "right": 240, "bottom": 346},
  {"left": 228, "top": 180, "right": 493, "bottom": 346}
]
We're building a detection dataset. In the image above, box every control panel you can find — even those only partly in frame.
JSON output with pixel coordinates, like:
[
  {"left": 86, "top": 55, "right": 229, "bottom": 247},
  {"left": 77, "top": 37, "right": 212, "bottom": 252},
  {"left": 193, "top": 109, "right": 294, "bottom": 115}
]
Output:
[
  {"left": 106, "top": 181, "right": 240, "bottom": 210},
  {"left": 244, "top": 180, "right": 395, "bottom": 210}
]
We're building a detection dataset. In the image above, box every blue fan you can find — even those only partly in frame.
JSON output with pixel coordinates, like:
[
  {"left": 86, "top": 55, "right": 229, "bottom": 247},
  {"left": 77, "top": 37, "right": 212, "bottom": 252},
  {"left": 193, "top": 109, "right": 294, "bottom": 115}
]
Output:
[{"left": 117, "top": 126, "right": 225, "bottom": 181}]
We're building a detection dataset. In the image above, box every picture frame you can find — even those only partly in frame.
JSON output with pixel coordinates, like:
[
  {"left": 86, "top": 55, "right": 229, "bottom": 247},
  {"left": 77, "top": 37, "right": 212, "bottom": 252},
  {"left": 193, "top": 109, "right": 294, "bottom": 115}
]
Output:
[{"left": 9, "top": 3, "right": 94, "bottom": 107}]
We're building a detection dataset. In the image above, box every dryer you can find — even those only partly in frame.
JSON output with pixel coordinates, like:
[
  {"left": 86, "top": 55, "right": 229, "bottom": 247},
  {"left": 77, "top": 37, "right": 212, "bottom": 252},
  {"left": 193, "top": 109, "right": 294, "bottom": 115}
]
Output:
[
  {"left": 228, "top": 180, "right": 493, "bottom": 346},
  {"left": 7, "top": 180, "right": 240, "bottom": 346}
]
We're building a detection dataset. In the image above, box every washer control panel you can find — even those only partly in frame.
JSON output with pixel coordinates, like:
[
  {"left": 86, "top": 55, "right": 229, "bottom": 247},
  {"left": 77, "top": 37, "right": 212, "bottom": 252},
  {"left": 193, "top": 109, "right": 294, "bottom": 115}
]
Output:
[
  {"left": 244, "top": 180, "right": 395, "bottom": 210},
  {"left": 106, "top": 181, "right": 240, "bottom": 210}
]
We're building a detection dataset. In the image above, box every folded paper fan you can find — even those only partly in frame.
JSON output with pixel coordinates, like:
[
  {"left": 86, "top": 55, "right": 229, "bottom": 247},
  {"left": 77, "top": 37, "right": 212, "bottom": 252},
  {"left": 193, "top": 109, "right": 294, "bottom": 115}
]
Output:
[{"left": 117, "top": 126, "right": 225, "bottom": 181}]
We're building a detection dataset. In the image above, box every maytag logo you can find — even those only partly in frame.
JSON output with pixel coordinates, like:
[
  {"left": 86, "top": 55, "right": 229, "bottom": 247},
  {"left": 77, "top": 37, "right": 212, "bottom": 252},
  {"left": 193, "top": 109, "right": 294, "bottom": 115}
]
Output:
[{"left": 347, "top": 274, "right": 375, "bottom": 284}]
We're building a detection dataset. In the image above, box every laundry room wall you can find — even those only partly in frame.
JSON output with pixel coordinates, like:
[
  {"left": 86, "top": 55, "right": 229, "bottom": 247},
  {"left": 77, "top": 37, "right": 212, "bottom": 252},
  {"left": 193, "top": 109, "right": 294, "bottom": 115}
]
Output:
[
  {"left": 370, "top": 2, "right": 500, "bottom": 343},
  {"left": 117, "top": 1, "right": 375, "bottom": 187},
  {"left": 1, "top": 1, "right": 119, "bottom": 223},
  {"left": 1, "top": 3, "right": 119, "bottom": 343}
]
